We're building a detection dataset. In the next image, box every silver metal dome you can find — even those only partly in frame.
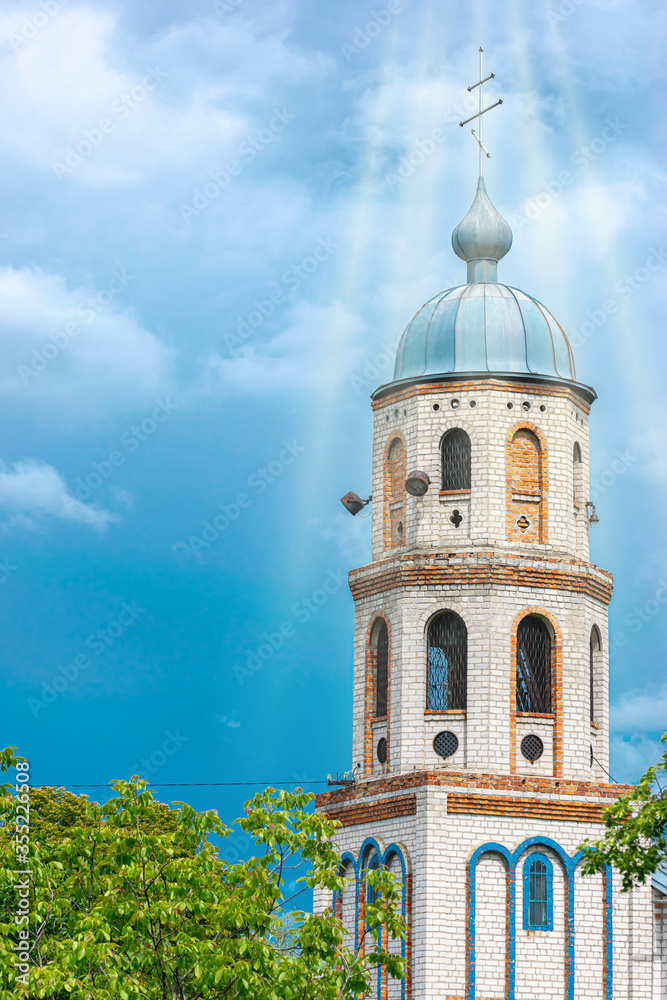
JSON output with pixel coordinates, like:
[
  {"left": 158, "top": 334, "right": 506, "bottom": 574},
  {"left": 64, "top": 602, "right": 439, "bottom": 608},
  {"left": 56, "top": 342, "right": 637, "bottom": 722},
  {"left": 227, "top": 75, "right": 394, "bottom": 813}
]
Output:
[{"left": 392, "top": 282, "right": 576, "bottom": 383}]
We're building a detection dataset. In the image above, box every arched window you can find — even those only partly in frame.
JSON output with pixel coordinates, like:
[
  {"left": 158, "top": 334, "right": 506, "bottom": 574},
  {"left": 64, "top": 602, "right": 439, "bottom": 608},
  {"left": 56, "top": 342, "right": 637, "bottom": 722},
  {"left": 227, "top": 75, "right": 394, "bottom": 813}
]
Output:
[
  {"left": 427, "top": 611, "right": 467, "bottom": 710},
  {"left": 374, "top": 619, "right": 389, "bottom": 717},
  {"left": 590, "top": 626, "right": 601, "bottom": 724},
  {"left": 523, "top": 853, "right": 553, "bottom": 930},
  {"left": 384, "top": 438, "right": 406, "bottom": 549},
  {"left": 507, "top": 428, "right": 545, "bottom": 543},
  {"left": 573, "top": 442, "right": 583, "bottom": 507},
  {"left": 441, "top": 429, "right": 471, "bottom": 491},
  {"left": 516, "top": 615, "right": 552, "bottom": 714}
]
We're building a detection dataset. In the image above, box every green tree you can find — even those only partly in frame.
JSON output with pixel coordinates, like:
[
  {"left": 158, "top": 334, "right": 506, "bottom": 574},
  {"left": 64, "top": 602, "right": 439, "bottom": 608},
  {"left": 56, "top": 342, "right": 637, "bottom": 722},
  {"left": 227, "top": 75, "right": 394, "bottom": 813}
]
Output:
[
  {"left": 580, "top": 732, "right": 667, "bottom": 890},
  {"left": 0, "top": 749, "right": 404, "bottom": 999}
]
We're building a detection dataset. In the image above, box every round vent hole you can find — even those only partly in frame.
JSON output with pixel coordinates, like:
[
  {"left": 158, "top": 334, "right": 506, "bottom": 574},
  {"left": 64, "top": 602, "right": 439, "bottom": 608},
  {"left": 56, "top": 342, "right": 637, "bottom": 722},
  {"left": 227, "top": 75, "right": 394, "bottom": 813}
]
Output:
[
  {"left": 433, "top": 403, "right": 440, "bottom": 411},
  {"left": 450, "top": 398, "right": 460, "bottom": 409},
  {"left": 507, "top": 402, "right": 514, "bottom": 410},
  {"left": 521, "top": 734, "right": 544, "bottom": 762},
  {"left": 433, "top": 731, "right": 459, "bottom": 759}
]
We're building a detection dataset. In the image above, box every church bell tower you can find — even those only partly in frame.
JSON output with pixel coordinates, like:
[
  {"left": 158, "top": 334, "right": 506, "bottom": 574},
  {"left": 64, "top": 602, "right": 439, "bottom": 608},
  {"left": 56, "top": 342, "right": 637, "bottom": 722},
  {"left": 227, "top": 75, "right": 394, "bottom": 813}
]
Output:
[{"left": 315, "top": 57, "right": 656, "bottom": 1000}]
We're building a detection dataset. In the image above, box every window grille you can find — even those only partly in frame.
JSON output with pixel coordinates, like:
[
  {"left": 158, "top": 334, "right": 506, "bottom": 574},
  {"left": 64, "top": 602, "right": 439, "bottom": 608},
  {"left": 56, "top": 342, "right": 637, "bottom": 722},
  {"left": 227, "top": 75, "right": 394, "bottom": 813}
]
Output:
[
  {"left": 521, "top": 734, "right": 544, "bottom": 762},
  {"left": 441, "top": 429, "right": 471, "bottom": 491},
  {"left": 427, "top": 612, "right": 467, "bottom": 710},
  {"left": 523, "top": 853, "right": 553, "bottom": 930},
  {"left": 516, "top": 616, "right": 551, "bottom": 713},
  {"left": 433, "top": 730, "right": 459, "bottom": 758},
  {"left": 376, "top": 737, "right": 387, "bottom": 764},
  {"left": 375, "top": 620, "right": 388, "bottom": 717}
]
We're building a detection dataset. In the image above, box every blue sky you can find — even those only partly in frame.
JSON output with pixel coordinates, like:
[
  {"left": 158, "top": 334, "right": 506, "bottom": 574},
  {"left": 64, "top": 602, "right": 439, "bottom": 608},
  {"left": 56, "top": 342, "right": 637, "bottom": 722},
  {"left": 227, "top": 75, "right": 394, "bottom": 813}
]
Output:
[{"left": 0, "top": 0, "right": 665, "bottom": 833}]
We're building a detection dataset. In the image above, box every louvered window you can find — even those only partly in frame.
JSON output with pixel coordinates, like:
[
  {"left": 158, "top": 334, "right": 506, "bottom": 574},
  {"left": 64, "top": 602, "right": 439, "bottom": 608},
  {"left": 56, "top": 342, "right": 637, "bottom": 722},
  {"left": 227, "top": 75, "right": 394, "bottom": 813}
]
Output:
[
  {"left": 441, "top": 429, "right": 471, "bottom": 491},
  {"left": 516, "top": 616, "right": 551, "bottom": 714},
  {"left": 375, "top": 620, "right": 388, "bottom": 717},
  {"left": 427, "top": 611, "right": 467, "bottom": 710}
]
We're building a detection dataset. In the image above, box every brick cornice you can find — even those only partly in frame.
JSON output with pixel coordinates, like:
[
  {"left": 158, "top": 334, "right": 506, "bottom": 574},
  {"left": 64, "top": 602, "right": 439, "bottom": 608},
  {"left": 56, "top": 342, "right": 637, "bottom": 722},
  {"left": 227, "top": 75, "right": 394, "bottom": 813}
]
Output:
[
  {"left": 324, "top": 793, "right": 416, "bottom": 828},
  {"left": 315, "top": 769, "right": 633, "bottom": 810},
  {"left": 447, "top": 792, "right": 607, "bottom": 823},
  {"left": 371, "top": 377, "right": 593, "bottom": 412},
  {"left": 348, "top": 551, "right": 613, "bottom": 605}
]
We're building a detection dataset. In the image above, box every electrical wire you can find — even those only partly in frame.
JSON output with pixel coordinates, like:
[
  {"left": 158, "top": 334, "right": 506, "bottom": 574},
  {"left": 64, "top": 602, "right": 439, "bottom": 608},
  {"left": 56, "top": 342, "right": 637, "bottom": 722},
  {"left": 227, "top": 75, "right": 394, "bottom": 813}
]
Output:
[
  {"left": 591, "top": 752, "right": 617, "bottom": 784},
  {"left": 38, "top": 780, "right": 329, "bottom": 789}
]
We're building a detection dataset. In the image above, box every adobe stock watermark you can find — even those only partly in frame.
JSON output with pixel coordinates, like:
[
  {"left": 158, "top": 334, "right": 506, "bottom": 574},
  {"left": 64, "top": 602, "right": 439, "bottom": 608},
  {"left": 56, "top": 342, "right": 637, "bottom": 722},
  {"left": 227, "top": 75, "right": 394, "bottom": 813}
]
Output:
[
  {"left": 172, "top": 440, "right": 305, "bottom": 557},
  {"left": 213, "top": 0, "right": 245, "bottom": 14},
  {"left": 179, "top": 108, "right": 295, "bottom": 223},
  {"left": 27, "top": 600, "right": 146, "bottom": 717},
  {"left": 13, "top": 759, "right": 31, "bottom": 990},
  {"left": 589, "top": 450, "right": 636, "bottom": 504},
  {"left": 63, "top": 397, "right": 180, "bottom": 508},
  {"left": 545, "top": 0, "right": 587, "bottom": 29},
  {"left": 569, "top": 247, "right": 667, "bottom": 351},
  {"left": 130, "top": 730, "right": 189, "bottom": 782},
  {"left": 6, "top": 0, "right": 68, "bottom": 51},
  {"left": 509, "top": 118, "right": 628, "bottom": 231},
  {"left": 17, "top": 266, "right": 135, "bottom": 386},
  {"left": 341, "top": 0, "right": 416, "bottom": 61},
  {"left": 51, "top": 67, "right": 167, "bottom": 178},
  {"left": 0, "top": 558, "right": 18, "bottom": 584},
  {"left": 384, "top": 91, "right": 482, "bottom": 191},
  {"left": 223, "top": 236, "right": 340, "bottom": 357},
  {"left": 349, "top": 339, "right": 399, "bottom": 395},
  {"left": 610, "top": 579, "right": 667, "bottom": 658},
  {"left": 233, "top": 568, "right": 346, "bottom": 685}
]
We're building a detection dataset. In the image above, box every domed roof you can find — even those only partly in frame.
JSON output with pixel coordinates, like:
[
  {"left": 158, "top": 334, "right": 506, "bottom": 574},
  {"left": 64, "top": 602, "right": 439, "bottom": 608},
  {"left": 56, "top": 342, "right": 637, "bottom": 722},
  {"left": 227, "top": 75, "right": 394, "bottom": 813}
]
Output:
[
  {"left": 374, "top": 173, "right": 593, "bottom": 400},
  {"left": 393, "top": 282, "right": 576, "bottom": 383}
]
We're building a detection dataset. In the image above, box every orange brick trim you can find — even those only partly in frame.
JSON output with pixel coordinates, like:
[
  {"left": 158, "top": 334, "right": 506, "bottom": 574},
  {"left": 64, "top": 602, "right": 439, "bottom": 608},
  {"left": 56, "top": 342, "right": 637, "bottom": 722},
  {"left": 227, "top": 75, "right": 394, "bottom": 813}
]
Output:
[
  {"left": 324, "top": 793, "right": 417, "bottom": 828},
  {"left": 447, "top": 792, "right": 605, "bottom": 822},
  {"left": 314, "top": 769, "right": 633, "bottom": 809},
  {"left": 506, "top": 421, "right": 549, "bottom": 545},
  {"left": 510, "top": 606, "right": 563, "bottom": 778},
  {"left": 348, "top": 558, "right": 613, "bottom": 605},
  {"left": 371, "top": 378, "right": 592, "bottom": 413},
  {"left": 364, "top": 614, "right": 392, "bottom": 778},
  {"left": 383, "top": 433, "right": 406, "bottom": 551}
]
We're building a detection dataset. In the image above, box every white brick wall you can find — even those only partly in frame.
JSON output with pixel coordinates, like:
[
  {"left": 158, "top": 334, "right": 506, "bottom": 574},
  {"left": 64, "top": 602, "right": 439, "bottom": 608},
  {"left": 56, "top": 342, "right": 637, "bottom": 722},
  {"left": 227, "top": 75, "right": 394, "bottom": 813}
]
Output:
[{"left": 316, "top": 799, "right": 654, "bottom": 999}]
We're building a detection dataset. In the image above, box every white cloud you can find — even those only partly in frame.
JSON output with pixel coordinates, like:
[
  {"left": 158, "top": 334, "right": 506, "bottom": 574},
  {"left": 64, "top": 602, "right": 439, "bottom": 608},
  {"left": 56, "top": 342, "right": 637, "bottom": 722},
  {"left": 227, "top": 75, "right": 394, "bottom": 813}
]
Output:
[
  {"left": 0, "top": 266, "right": 173, "bottom": 422},
  {"left": 610, "top": 686, "right": 667, "bottom": 734},
  {"left": 0, "top": 458, "right": 117, "bottom": 530},
  {"left": 201, "top": 299, "right": 366, "bottom": 395},
  {"left": 0, "top": 5, "right": 330, "bottom": 188},
  {"left": 610, "top": 734, "right": 665, "bottom": 785}
]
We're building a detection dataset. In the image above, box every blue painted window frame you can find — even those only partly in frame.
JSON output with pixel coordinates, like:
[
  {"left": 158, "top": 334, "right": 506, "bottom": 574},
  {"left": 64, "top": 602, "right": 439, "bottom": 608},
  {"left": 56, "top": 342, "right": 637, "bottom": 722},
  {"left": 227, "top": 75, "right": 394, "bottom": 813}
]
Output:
[{"left": 523, "top": 852, "right": 553, "bottom": 930}]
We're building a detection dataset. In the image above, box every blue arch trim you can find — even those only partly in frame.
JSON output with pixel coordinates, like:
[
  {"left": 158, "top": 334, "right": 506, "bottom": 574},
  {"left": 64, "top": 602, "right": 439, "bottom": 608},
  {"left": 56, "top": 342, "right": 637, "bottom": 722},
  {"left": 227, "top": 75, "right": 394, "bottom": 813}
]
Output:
[
  {"left": 467, "top": 837, "right": 613, "bottom": 1000},
  {"left": 332, "top": 839, "right": 409, "bottom": 1000}
]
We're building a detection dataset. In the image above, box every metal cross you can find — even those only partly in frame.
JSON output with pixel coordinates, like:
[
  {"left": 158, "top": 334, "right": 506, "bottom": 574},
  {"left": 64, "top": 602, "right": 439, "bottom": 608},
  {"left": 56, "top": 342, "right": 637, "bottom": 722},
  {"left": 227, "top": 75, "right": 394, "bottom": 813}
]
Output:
[{"left": 459, "top": 47, "right": 503, "bottom": 176}]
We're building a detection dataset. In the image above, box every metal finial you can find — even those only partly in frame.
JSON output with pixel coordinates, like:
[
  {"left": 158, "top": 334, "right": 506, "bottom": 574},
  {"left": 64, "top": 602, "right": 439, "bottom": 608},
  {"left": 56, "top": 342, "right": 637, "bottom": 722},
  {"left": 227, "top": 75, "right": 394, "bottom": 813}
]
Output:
[{"left": 459, "top": 47, "right": 503, "bottom": 177}]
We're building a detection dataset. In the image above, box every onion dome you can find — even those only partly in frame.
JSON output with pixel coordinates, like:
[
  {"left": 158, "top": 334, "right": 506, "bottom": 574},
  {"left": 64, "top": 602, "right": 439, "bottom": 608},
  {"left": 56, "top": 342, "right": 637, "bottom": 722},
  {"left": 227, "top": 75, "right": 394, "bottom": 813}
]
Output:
[{"left": 451, "top": 176, "right": 512, "bottom": 283}]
